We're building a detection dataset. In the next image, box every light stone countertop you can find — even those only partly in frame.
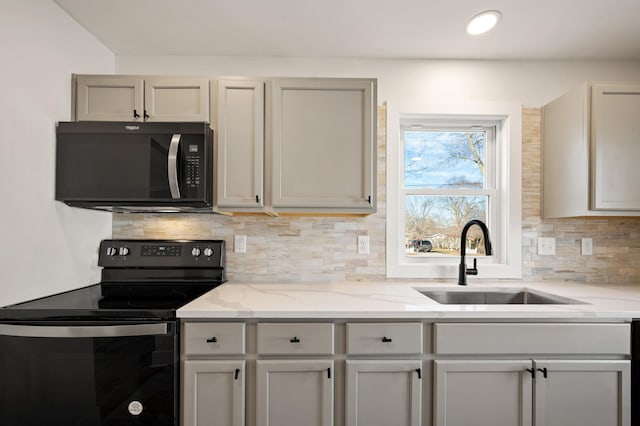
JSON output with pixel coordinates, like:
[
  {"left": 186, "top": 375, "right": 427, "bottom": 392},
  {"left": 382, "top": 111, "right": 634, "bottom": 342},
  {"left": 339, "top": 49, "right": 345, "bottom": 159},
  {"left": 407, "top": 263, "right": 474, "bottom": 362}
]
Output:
[{"left": 178, "top": 281, "right": 640, "bottom": 320}]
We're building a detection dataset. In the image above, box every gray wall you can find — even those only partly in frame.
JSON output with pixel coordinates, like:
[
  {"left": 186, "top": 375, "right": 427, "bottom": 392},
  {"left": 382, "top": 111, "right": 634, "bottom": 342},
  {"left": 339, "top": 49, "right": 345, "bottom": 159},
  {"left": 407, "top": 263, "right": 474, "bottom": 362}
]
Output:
[{"left": 0, "top": 0, "right": 115, "bottom": 306}]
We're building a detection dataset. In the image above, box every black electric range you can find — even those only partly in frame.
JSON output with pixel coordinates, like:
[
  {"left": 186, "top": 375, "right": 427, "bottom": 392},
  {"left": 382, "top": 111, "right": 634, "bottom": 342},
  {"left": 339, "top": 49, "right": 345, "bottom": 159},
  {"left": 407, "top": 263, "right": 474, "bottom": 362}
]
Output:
[
  {"left": 0, "top": 239, "right": 226, "bottom": 426},
  {"left": 0, "top": 239, "right": 225, "bottom": 322}
]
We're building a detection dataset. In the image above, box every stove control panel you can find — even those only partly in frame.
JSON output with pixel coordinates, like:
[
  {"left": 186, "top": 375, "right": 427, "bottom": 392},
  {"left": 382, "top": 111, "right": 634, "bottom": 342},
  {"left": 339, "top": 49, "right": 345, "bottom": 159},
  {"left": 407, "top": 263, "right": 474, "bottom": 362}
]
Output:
[{"left": 99, "top": 239, "right": 225, "bottom": 268}]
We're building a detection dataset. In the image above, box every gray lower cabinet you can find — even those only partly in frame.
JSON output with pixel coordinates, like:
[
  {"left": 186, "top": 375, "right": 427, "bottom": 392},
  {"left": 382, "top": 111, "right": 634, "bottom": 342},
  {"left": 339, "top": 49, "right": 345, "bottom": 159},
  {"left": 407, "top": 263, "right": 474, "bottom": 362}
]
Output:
[
  {"left": 434, "top": 359, "right": 630, "bottom": 426},
  {"left": 182, "top": 322, "right": 247, "bottom": 426},
  {"left": 183, "top": 360, "right": 245, "bottom": 426},
  {"left": 434, "top": 360, "right": 535, "bottom": 426},
  {"left": 255, "top": 359, "right": 334, "bottom": 426},
  {"left": 533, "top": 360, "right": 630, "bottom": 426},
  {"left": 345, "top": 360, "right": 422, "bottom": 426},
  {"left": 433, "top": 322, "right": 631, "bottom": 426}
]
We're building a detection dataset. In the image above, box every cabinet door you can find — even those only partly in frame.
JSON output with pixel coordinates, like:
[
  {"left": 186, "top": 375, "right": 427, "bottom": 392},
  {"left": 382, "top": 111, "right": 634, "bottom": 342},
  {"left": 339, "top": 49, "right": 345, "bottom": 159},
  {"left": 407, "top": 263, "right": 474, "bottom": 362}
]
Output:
[
  {"left": 345, "top": 360, "right": 421, "bottom": 426},
  {"left": 533, "top": 360, "right": 630, "bottom": 426},
  {"left": 434, "top": 360, "right": 533, "bottom": 426},
  {"left": 271, "top": 79, "right": 376, "bottom": 211},
  {"left": 592, "top": 84, "right": 640, "bottom": 210},
  {"left": 75, "top": 75, "right": 144, "bottom": 121},
  {"left": 217, "top": 80, "right": 265, "bottom": 208},
  {"left": 256, "top": 359, "right": 333, "bottom": 426},
  {"left": 183, "top": 360, "right": 245, "bottom": 426},
  {"left": 144, "top": 78, "right": 210, "bottom": 122}
]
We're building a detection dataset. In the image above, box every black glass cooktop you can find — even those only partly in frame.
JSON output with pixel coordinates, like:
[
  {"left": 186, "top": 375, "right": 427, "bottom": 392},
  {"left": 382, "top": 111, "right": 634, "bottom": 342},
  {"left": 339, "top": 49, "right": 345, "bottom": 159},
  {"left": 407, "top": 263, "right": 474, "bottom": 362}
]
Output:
[{"left": 0, "top": 283, "right": 217, "bottom": 321}]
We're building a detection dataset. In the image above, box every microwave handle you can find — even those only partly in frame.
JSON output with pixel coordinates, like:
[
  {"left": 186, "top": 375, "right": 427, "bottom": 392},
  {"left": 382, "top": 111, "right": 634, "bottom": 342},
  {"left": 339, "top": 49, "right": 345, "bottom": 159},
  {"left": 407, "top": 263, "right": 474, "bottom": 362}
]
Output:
[{"left": 168, "top": 134, "right": 182, "bottom": 199}]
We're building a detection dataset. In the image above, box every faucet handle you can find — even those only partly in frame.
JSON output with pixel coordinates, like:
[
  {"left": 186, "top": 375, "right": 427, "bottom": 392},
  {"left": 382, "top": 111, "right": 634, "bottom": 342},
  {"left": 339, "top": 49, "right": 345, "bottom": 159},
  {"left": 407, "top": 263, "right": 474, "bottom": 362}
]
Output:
[{"left": 466, "top": 258, "right": 479, "bottom": 276}]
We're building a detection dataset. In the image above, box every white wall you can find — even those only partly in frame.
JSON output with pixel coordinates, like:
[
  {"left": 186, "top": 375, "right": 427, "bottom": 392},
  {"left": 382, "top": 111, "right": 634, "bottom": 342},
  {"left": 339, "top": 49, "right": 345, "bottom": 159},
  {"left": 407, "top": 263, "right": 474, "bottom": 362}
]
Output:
[
  {"left": 117, "top": 56, "right": 640, "bottom": 106},
  {"left": 0, "top": 0, "right": 115, "bottom": 306}
]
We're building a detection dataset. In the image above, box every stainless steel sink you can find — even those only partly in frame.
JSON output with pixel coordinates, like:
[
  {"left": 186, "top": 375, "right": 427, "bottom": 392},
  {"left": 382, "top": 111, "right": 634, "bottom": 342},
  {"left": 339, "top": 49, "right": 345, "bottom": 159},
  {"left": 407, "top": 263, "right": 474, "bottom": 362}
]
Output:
[{"left": 417, "top": 288, "right": 585, "bottom": 305}]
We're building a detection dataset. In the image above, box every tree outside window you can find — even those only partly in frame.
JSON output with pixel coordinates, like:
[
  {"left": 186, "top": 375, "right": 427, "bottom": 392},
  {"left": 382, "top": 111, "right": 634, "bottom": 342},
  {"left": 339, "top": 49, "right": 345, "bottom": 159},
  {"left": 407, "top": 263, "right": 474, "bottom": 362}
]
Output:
[{"left": 403, "top": 129, "right": 493, "bottom": 257}]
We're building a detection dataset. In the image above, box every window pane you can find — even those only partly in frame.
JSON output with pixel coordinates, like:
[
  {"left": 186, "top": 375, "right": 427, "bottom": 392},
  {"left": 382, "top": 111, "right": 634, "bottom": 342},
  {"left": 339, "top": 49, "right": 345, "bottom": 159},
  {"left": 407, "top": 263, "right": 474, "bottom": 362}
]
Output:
[
  {"left": 404, "top": 131, "right": 485, "bottom": 189},
  {"left": 405, "top": 195, "right": 488, "bottom": 257}
]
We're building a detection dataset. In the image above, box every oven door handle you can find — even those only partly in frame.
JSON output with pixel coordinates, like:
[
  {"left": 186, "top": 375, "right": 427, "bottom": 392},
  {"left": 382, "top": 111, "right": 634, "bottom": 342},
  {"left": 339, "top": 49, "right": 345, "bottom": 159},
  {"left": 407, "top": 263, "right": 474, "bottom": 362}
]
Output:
[
  {"left": 168, "top": 133, "right": 182, "bottom": 199},
  {"left": 0, "top": 323, "right": 169, "bottom": 338}
]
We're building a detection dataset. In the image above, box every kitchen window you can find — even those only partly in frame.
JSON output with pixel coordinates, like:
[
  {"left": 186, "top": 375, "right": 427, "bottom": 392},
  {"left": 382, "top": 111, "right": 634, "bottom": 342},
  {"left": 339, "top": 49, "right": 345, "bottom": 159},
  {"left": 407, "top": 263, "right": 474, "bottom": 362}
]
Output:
[{"left": 386, "top": 101, "right": 522, "bottom": 279}]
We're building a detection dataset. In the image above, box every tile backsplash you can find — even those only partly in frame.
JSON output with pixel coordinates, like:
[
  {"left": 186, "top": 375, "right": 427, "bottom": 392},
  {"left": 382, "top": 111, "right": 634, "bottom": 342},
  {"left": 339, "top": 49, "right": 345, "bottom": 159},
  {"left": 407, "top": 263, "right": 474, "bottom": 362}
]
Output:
[{"left": 113, "top": 106, "right": 640, "bottom": 284}]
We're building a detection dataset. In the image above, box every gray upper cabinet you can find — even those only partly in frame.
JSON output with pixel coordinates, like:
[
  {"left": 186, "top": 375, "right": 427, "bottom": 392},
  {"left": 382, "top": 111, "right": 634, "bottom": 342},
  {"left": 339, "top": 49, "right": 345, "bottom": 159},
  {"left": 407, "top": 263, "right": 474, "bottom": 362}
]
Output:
[
  {"left": 542, "top": 82, "right": 640, "bottom": 217},
  {"left": 74, "top": 74, "right": 209, "bottom": 122},
  {"left": 270, "top": 78, "right": 376, "bottom": 213},
  {"left": 215, "top": 79, "right": 265, "bottom": 209},
  {"left": 75, "top": 75, "right": 144, "bottom": 122},
  {"left": 591, "top": 84, "right": 640, "bottom": 211}
]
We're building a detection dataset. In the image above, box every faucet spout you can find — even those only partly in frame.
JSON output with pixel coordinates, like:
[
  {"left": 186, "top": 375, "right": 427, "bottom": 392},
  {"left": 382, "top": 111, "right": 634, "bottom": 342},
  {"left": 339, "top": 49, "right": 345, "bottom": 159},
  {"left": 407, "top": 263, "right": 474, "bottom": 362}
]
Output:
[{"left": 458, "top": 219, "right": 492, "bottom": 285}]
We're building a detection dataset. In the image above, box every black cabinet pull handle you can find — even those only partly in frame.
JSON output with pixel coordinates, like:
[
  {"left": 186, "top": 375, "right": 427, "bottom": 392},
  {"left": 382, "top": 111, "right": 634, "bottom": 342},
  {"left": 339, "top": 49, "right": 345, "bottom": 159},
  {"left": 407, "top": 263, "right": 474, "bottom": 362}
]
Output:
[
  {"left": 381, "top": 336, "right": 392, "bottom": 343},
  {"left": 206, "top": 337, "right": 218, "bottom": 343},
  {"left": 537, "top": 367, "right": 548, "bottom": 378},
  {"left": 290, "top": 336, "right": 300, "bottom": 343},
  {"left": 256, "top": 195, "right": 260, "bottom": 204},
  {"left": 526, "top": 368, "right": 536, "bottom": 379},
  {"left": 415, "top": 368, "right": 422, "bottom": 379},
  {"left": 327, "top": 367, "right": 331, "bottom": 379},
  {"left": 133, "top": 109, "right": 140, "bottom": 118},
  {"left": 144, "top": 110, "right": 149, "bottom": 119},
  {"left": 367, "top": 195, "right": 372, "bottom": 204},
  {"left": 235, "top": 368, "right": 240, "bottom": 380}
]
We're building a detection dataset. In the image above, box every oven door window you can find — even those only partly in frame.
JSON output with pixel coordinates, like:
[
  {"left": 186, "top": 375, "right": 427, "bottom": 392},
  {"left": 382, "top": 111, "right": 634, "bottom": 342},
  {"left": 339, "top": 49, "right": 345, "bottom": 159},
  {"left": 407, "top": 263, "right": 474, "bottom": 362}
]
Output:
[{"left": 0, "top": 323, "right": 177, "bottom": 426}]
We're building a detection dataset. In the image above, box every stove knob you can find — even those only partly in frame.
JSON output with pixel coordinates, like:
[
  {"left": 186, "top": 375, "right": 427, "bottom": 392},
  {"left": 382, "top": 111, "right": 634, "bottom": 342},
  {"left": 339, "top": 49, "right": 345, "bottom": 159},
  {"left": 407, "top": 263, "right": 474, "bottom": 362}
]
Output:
[
  {"left": 119, "top": 247, "right": 130, "bottom": 256},
  {"left": 191, "top": 247, "right": 201, "bottom": 257},
  {"left": 106, "top": 247, "right": 117, "bottom": 256},
  {"left": 204, "top": 247, "right": 214, "bottom": 257}
]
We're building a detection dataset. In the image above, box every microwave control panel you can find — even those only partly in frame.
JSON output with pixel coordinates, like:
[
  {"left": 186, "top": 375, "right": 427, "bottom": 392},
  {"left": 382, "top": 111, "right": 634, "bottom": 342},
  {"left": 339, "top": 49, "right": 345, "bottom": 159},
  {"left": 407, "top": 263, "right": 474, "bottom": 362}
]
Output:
[{"left": 185, "top": 144, "right": 201, "bottom": 189}]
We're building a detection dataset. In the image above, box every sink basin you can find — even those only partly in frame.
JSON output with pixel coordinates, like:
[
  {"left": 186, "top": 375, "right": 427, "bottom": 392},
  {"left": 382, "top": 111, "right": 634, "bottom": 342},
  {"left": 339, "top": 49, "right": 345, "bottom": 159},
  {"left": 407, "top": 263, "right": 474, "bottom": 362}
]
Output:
[{"left": 417, "top": 288, "right": 585, "bottom": 305}]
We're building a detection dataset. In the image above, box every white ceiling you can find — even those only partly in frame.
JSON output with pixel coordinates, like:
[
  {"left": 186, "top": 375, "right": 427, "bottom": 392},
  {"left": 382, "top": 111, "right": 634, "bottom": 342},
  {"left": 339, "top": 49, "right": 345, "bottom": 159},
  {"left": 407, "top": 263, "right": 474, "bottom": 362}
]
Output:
[{"left": 54, "top": 0, "right": 640, "bottom": 60}]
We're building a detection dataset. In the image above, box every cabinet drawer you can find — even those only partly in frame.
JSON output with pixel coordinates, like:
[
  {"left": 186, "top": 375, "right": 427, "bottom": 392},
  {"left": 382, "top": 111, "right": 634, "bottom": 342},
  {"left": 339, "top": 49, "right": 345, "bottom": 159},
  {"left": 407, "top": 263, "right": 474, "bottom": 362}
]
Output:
[
  {"left": 347, "top": 323, "right": 423, "bottom": 355},
  {"left": 183, "top": 322, "right": 246, "bottom": 356},
  {"left": 434, "top": 323, "right": 630, "bottom": 355},
  {"left": 257, "top": 323, "right": 334, "bottom": 355}
]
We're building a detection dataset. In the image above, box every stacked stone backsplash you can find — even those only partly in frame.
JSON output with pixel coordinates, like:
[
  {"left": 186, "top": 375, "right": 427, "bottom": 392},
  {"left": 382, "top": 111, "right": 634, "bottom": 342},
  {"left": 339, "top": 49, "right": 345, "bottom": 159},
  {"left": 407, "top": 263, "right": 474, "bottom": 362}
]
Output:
[{"left": 113, "top": 106, "right": 640, "bottom": 284}]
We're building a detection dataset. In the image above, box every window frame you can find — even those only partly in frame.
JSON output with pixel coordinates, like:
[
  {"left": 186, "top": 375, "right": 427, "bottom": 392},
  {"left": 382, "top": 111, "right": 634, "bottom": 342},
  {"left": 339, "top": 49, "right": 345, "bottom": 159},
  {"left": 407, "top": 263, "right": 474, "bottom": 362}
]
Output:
[{"left": 386, "top": 101, "right": 522, "bottom": 280}]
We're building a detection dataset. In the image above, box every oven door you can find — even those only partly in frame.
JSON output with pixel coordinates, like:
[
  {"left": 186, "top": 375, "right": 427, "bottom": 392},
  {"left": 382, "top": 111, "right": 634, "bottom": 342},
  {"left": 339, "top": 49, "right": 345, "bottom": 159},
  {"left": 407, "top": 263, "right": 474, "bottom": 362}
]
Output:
[{"left": 0, "top": 321, "right": 178, "bottom": 426}]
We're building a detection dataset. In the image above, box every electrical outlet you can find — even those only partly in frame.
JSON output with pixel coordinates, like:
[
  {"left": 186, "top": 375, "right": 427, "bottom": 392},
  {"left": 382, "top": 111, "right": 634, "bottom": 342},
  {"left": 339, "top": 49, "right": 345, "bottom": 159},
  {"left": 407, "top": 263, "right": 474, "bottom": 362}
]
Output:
[
  {"left": 234, "top": 235, "right": 247, "bottom": 254},
  {"left": 357, "top": 235, "right": 370, "bottom": 254},
  {"left": 581, "top": 238, "right": 593, "bottom": 256},
  {"left": 537, "top": 237, "right": 556, "bottom": 256}
]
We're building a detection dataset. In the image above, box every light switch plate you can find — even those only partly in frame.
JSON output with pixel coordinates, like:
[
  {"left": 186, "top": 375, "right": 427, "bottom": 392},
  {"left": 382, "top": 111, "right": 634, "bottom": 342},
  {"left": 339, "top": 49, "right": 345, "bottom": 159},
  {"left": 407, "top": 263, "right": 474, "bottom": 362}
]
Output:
[{"left": 538, "top": 237, "right": 556, "bottom": 256}]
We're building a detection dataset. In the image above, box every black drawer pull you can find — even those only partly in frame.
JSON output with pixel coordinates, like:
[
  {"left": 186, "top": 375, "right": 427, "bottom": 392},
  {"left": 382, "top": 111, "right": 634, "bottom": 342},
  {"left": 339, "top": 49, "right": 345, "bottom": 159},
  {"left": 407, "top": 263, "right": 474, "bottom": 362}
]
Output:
[
  {"left": 235, "top": 368, "right": 240, "bottom": 380},
  {"left": 526, "top": 368, "right": 536, "bottom": 379},
  {"left": 415, "top": 368, "right": 422, "bottom": 379},
  {"left": 327, "top": 367, "right": 331, "bottom": 379},
  {"left": 290, "top": 336, "right": 300, "bottom": 343},
  {"left": 381, "top": 336, "right": 393, "bottom": 343},
  {"left": 537, "top": 367, "right": 548, "bottom": 378},
  {"left": 206, "top": 337, "right": 218, "bottom": 343}
]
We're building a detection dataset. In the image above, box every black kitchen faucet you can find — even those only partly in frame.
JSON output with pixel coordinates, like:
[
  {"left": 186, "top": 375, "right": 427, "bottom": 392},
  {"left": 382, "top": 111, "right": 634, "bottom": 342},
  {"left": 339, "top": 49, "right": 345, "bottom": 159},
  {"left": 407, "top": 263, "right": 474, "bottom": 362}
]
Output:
[{"left": 458, "top": 219, "right": 493, "bottom": 285}]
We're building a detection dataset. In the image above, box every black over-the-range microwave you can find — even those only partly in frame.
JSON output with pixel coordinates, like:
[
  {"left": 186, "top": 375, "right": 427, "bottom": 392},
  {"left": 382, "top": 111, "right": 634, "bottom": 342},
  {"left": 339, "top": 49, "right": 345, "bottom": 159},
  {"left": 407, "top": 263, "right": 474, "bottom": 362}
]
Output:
[{"left": 55, "top": 121, "right": 213, "bottom": 211}]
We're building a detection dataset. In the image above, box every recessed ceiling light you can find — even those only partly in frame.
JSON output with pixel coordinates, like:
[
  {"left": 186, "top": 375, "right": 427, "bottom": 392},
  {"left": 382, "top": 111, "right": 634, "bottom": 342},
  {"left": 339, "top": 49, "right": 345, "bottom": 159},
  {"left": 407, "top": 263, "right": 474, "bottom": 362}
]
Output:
[{"left": 466, "top": 10, "right": 502, "bottom": 35}]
